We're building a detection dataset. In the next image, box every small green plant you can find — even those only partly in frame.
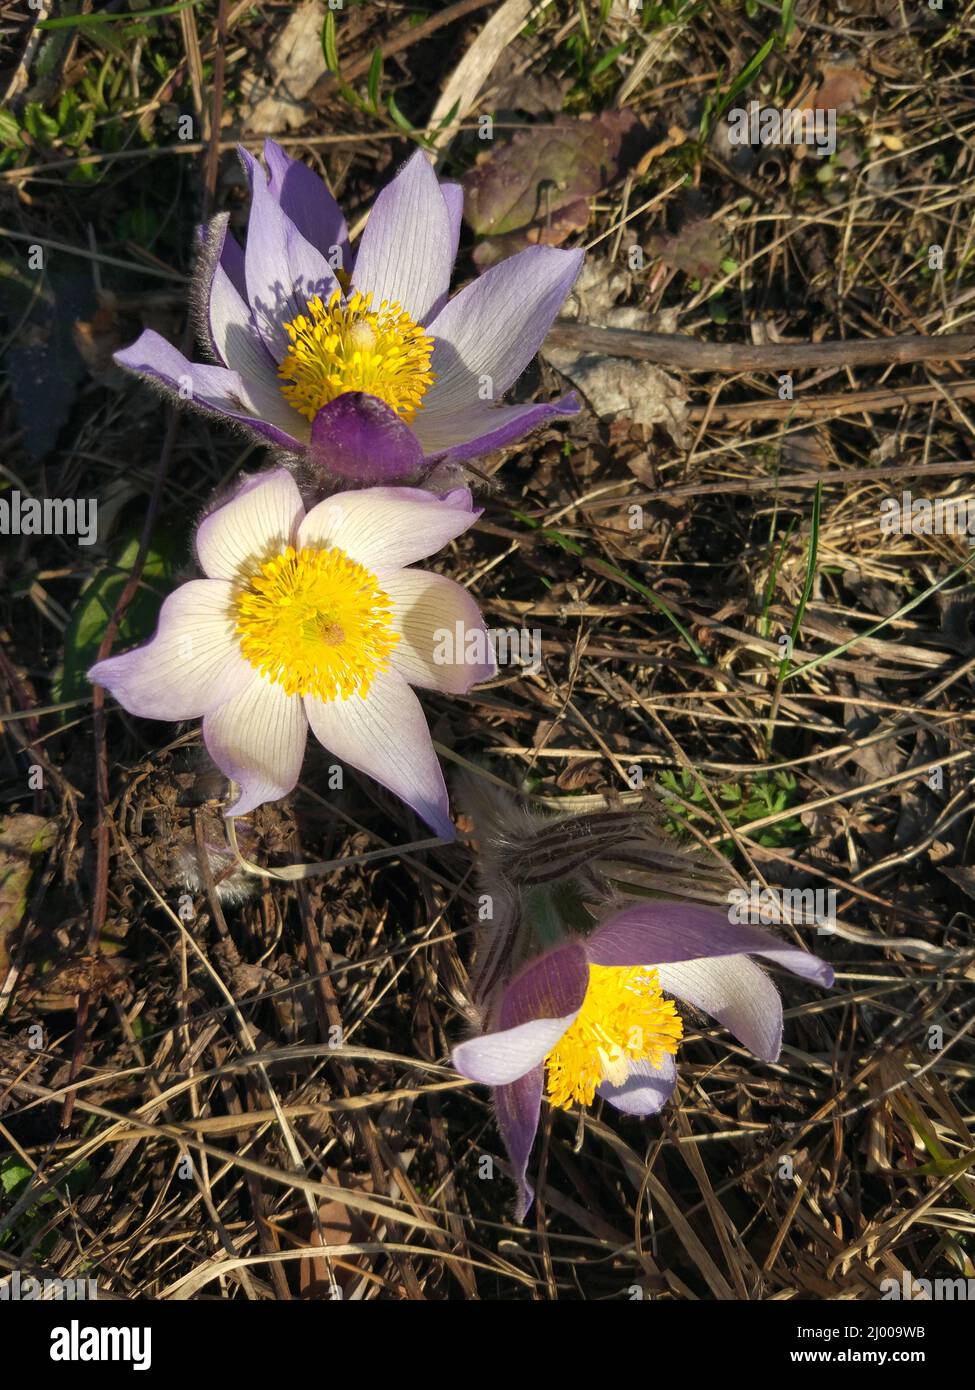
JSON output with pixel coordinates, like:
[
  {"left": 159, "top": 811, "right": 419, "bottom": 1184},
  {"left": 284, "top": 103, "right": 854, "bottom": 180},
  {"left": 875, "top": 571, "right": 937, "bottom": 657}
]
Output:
[
  {"left": 660, "top": 767, "right": 804, "bottom": 853},
  {"left": 0, "top": 1154, "right": 93, "bottom": 1259}
]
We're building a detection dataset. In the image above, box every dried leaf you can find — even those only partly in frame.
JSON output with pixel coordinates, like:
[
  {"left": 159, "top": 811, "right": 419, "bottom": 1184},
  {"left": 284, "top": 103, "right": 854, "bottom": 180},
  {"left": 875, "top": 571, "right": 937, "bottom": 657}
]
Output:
[
  {"left": 463, "top": 110, "right": 643, "bottom": 241},
  {"left": 472, "top": 197, "right": 589, "bottom": 270},
  {"left": 0, "top": 815, "right": 55, "bottom": 975},
  {"left": 814, "top": 65, "right": 871, "bottom": 112},
  {"left": 648, "top": 217, "right": 726, "bottom": 281}
]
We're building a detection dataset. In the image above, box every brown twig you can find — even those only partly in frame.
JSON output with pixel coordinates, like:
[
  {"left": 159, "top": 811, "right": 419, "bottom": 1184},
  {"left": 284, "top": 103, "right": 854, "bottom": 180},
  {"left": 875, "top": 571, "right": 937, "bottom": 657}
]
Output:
[
  {"left": 686, "top": 381, "right": 975, "bottom": 422},
  {"left": 543, "top": 322, "right": 975, "bottom": 370}
]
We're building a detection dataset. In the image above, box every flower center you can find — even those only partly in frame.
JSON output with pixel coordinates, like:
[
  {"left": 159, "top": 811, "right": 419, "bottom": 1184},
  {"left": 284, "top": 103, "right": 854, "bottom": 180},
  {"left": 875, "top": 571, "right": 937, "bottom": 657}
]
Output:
[
  {"left": 545, "top": 964, "right": 683, "bottom": 1110},
  {"left": 277, "top": 288, "right": 435, "bottom": 423},
  {"left": 235, "top": 544, "right": 399, "bottom": 701}
]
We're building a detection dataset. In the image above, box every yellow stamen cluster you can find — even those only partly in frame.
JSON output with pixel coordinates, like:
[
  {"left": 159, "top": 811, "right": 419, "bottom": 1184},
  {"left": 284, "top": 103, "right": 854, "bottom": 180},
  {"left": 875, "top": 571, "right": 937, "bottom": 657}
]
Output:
[
  {"left": 545, "top": 964, "right": 683, "bottom": 1110},
  {"left": 277, "top": 288, "right": 435, "bottom": 422},
  {"left": 235, "top": 544, "right": 399, "bottom": 701}
]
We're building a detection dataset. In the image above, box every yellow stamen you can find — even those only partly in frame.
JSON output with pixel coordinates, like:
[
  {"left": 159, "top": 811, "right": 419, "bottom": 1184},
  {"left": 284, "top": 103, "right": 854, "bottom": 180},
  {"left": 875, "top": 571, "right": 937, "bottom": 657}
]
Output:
[
  {"left": 545, "top": 964, "right": 683, "bottom": 1110},
  {"left": 235, "top": 544, "right": 399, "bottom": 701},
  {"left": 277, "top": 287, "right": 435, "bottom": 422}
]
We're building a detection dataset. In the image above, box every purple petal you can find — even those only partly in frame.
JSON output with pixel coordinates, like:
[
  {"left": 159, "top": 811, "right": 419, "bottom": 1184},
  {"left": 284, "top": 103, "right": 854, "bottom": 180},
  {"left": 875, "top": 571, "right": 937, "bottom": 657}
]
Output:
[
  {"left": 423, "top": 245, "right": 583, "bottom": 416},
  {"left": 113, "top": 329, "right": 304, "bottom": 451},
  {"left": 304, "top": 667, "right": 453, "bottom": 839},
  {"left": 199, "top": 212, "right": 245, "bottom": 298},
  {"left": 657, "top": 957, "right": 784, "bottom": 1063},
  {"left": 350, "top": 149, "right": 453, "bottom": 325},
  {"left": 495, "top": 1069, "right": 544, "bottom": 1223},
  {"left": 308, "top": 394, "right": 426, "bottom": 484},
  {"left": 426, "top": 181, "right": 464, "bottom": 321},
  {"left": 499, "top": 943, "right": 589, "bottom": 1030},
  {"left": 452, "top": 943, "right": 588, "bottom": 1084},
  {"left": 196, "top": 468, "right": 304, "bottom": 581},
  {"left": 115, "top": 329, "right": 242, "bottom": 407},
  {"left": 202, "top": 215, "right": 265, "bottom": 370},
  {"left": 201, "top": 218, "right": 308, "bottom": 437},
  {"left": 598, "top": 1055, "right": 677, "bottom": 1116},
  {"left": 203, "top": 674, "right": 308, "bottom": 817},
  {"left": 240, "top": 145, "right": 340, "bottom": 361},
  {"left": 297, "top": 484, "right": 480, "bottom": 571},
  {"left": 263, "top": 138, "right": 349, "bottom": 269},
  {"left": 384, "top": 569, "right": 496, "bottom": 693},
  {"left": 442, "top": 183, "right": 463, "bottom": 267},
  {"left": 588, "top": 902, "right": 834, "bottom": 988},
  {"left": 89, "top": 580, "right": 252, "bottom": 720},
  {"left": 413, "top": 394, "right": 580, "bottom": 460}
]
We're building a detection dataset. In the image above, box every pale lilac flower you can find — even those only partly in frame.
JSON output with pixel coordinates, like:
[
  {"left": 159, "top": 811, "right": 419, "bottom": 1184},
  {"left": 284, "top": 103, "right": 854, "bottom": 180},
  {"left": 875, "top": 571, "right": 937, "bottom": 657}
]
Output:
[
  {"left": 450, "top": 789, "right": 833, "bottom": 1218},
  {"left": 114, "top": 141, "right": 583, "bottom": 484},
  {"left": 89, "top": 469, "right": 495, "bottom": 837}
]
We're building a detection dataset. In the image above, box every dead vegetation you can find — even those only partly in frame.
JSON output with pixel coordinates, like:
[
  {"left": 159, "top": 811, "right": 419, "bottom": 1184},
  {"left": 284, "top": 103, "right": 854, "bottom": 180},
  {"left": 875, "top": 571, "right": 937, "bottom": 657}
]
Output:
[{"left": 1, "top": 0, "right": 974, "bottom": 1301}]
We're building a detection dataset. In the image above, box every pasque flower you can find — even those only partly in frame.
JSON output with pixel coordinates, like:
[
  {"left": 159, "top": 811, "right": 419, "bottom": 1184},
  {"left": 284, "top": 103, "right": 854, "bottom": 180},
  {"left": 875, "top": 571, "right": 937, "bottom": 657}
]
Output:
[
  {"left": 450, "top": 790, "right": 834, "bottom": 1218},
  {"left": 89, "top": 469, "right": 495, "bottom": 836},
  {"left": 115, "top": 141, "right": 582, "bottom": 484}
]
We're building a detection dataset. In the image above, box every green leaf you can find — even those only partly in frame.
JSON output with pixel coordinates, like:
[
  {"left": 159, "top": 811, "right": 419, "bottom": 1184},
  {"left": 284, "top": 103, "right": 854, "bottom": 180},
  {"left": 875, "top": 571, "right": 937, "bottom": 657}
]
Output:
[
  {"left": 366, "top": 48, "right": 383, "bottom": 112},
  {"left": 1, "top": 1157, "right": 32, "bottom": 1197},
  {"left": 23, "top": 102, "right": 59, "bottom": 144},
  {"left": 0, "top": 110, "right": 20, "bottom": 147},
  {"left": 715, "top": 33, "right": 776, "bottom": 120},
  {"left": 38, "top": 0, "right": 203, "bottom": 28},
  {"left": 386, "top": 91, "right": 415, "bottom": 134},
  {"left": 57, "top": 530, "right": 181, "bottom": 708},
  {"left": 434, "top": 98, "right": 461, "bottom": 132},
  {"left": 322, "top": 11, "right": 340, "bottom": 74},
  {"left": 780, "top": 0, "right": 797, "bottom": 41},
  {"left": 590, "top": 40, "right": 629, "bottom": 79}
]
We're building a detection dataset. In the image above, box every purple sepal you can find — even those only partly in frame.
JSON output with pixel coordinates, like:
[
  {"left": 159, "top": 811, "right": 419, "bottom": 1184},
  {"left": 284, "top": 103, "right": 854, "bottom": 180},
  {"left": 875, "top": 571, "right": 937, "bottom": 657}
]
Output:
[{"left": 309, "top": 393, "right": 427, "bottom": 483}]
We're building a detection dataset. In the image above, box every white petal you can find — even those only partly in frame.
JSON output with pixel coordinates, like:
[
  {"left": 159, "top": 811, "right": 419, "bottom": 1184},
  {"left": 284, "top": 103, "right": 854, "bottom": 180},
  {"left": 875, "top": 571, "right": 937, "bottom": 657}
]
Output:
[
  {"left": 657, "top": 956, "right": 783, "bottom": 1063},
  {"left": 453, "top": 1016, "right": 576, "bottom": 1087},
  {"left": 297, "top": 486, "right": 478, "bottom": 571},
  {"left": 195, "top": 468, "right": 304, "bottom": 581},
  {"left": 90, "top": 580, "right": 252, "bottom": 720},
  {"left": 597, "top": 1056, "right": 677, "bottom": 1115},
  {"left": 384, "top": 569, "right": 495, "bottom": 693},
  {"left": 203, "top": 674, "right": 308, "bottom": 817},
  {"left": 304, "top": 667, "right": 451, "bottom": 838}
]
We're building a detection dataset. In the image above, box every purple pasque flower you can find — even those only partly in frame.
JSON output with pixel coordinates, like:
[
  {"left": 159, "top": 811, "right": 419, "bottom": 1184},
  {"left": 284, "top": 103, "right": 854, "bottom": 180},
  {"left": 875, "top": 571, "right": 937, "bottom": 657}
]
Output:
[
  {"left": 453, "top": 902, "right": 833, "bottom": 1220},
  {"left": 89, "top": 469, "right": 495, "bottom": 837},
  {"left": 114, "top": 140, "right": 583, "bottom": 485},
  {"left": 448, "top": 786, "right": 833, "bottom": 1218}
]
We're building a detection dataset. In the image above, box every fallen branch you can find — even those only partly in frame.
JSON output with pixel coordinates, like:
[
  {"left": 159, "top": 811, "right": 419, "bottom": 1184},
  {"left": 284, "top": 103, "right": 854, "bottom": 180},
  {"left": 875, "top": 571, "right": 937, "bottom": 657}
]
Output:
[
  {"left": 687, "top": 381, "right": 975, "bottom": 422},
  {"left": 543, "top": 322, "right": 975, "bottom": 371}
]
